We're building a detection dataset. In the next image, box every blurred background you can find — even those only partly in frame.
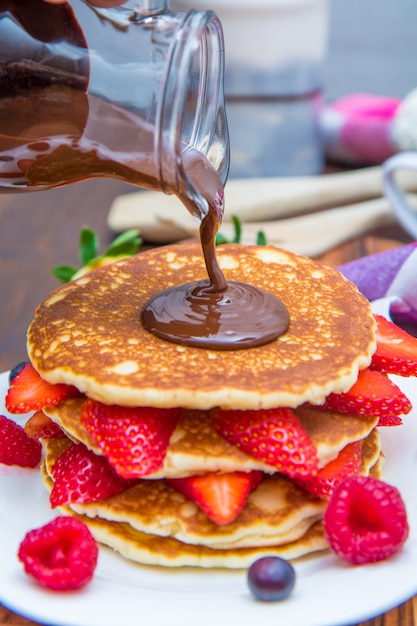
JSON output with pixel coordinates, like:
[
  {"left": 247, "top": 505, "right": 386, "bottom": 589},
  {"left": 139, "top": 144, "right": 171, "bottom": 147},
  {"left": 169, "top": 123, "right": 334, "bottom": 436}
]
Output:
[
  {"left": 326, "top": 0, "right": 417, "bottom": 100},
  {"left": 322, "top": 0, "right": 417, "bottom": 171},
  {"left": 172, "top": 0, "right": 417, "bottom": 178}
]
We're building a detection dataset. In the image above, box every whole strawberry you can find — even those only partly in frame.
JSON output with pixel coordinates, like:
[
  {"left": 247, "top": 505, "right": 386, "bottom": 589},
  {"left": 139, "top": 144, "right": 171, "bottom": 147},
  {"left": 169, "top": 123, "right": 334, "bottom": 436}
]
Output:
[
  {"left": 0, "top": 414, "right": 42, "bottom": 468},
  {"left": 323, "top": 476, "right": 409, "bottom": 565},
  {"left": 18, "top": 516, "right": 98, "bottom": 590}
]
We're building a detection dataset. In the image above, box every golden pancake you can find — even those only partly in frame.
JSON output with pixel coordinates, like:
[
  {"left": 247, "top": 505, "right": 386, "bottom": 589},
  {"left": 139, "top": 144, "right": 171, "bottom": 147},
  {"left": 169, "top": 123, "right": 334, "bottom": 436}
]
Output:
[
  {"left": 360, "top": 428, "right": 382, "bottom": 476},
  {"left": 83, "top": 516, "right": 329, "bottom": 569},
  {"left": 44, "top": 400, "right": 379, "bottom": 477},
  {"left": 42, "top": 429, "right": 381, "bottom": 555},
  {"left": 27, "top": 243, "right": 376, "bottom": 410},
  {"left": 41, "top": 465, "right": 329, "bottom": 567}
]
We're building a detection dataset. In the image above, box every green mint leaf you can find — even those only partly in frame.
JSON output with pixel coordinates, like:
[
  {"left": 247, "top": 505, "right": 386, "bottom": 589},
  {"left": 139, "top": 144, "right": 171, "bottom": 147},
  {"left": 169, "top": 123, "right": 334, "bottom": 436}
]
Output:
[
  {"left": 79, "top": 227, "right": 99, "bottom": 265},
  {"left": 51, "top": 265, "right": 78, "bottom": 283},
  {"left": 231, "top": 215, "right": 242, "bottom": 243},
  {"left": 215, "top": 233, "right": 230, "bottom": 245},
  {"left": 256, "top": 231, "right": 267, "bottom": 246},
  {"left": 104, "top": 229, "right": 142, "bottom": 258},
  {"left": 216, "top": 215, "right": 243, "bottom": 245}
]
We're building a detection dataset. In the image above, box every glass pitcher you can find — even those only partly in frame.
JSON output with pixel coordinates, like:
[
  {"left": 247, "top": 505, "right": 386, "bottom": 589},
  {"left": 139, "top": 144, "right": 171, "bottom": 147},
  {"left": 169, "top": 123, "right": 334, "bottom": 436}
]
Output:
[{"left": 0, "top": 0, "right": 229, "bottom": 220}]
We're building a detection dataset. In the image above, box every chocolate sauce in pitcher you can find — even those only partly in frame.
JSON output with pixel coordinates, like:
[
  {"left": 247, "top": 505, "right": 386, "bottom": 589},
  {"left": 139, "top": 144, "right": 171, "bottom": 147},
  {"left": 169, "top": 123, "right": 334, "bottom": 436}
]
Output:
[{"left": 0, "top": 0, "right": 289, "bottom": 350}]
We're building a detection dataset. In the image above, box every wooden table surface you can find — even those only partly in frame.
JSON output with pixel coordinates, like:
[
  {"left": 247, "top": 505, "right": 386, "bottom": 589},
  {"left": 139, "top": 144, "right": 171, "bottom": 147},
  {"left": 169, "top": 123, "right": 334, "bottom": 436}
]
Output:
[{"left": 0, "top": 176, "right": 416, "bottom": 626}]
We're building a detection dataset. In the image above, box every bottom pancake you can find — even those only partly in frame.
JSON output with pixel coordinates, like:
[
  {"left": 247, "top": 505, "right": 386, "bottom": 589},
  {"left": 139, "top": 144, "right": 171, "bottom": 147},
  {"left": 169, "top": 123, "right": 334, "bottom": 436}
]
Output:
[{"left": 41, "top": 467, "right": 328, "bottom": 568}]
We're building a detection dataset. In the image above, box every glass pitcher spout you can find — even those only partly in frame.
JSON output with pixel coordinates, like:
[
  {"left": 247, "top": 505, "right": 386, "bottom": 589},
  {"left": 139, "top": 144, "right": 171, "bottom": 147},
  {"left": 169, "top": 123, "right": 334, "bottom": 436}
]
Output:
[{"left": 157, "top": 9, "right": 230, "bottom": 219}]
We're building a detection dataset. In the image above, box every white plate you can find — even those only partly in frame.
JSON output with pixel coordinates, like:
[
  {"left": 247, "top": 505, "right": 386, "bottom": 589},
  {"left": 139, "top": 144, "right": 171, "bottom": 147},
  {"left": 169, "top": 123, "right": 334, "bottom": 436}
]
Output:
[{"left": 1, "top": 370, "right": 417, "bottom": 626}]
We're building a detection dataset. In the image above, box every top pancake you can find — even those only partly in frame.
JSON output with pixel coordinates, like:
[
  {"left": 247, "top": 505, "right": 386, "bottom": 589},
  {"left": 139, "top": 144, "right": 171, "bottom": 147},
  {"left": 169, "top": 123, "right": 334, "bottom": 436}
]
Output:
[{"left": 27, "top": 243, "right": 376, "bottom": 409}]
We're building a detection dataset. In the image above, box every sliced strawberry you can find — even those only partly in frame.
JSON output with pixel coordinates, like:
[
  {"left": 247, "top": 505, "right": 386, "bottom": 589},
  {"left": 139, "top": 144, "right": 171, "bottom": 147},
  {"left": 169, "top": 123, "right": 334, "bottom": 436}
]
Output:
[
  {"left": 296, "top": 441, "right": 362, "bottom": 499},
  {"left": 0, "top": 414, "right": 42, "bottom": 468},
  {"left": 24, "top": 411, "right": 65, "bottom": 439},
  {"left": 167, "top": 471, "right": 263, "bottom": 525},
  {"left": 80, "top": 400, "right": 180, "bottom": 478},
  {"left": 5, "top": 363, "right": 80, "bottom": 414},
  {"left": 377, "top": 414, "right": 403, "bottom": 427},
  {"left": 50, "top": 442, "right": 132, "bottom": 507},
  {"left": 371, "top": 314, "right": 417, "bottom": 377},
  {"left": 320, "top": 368, "right": 412, "bottom": 419},
  {"left": 212, "top": 407, "right": 319, "bottom": 479}
]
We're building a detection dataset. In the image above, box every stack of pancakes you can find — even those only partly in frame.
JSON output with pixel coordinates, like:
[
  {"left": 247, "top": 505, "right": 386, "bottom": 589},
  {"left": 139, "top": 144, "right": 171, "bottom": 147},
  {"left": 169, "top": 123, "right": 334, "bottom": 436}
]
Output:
[{"left": 27, "top": 243, "right": 382, "bottom": 568}]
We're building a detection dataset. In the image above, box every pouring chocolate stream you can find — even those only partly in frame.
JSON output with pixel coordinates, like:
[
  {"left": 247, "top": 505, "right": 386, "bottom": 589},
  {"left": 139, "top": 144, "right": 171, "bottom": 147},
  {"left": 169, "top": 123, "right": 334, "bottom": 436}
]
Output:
[{"left": 141, "top": 174, "right": 290, "bottom": 349}]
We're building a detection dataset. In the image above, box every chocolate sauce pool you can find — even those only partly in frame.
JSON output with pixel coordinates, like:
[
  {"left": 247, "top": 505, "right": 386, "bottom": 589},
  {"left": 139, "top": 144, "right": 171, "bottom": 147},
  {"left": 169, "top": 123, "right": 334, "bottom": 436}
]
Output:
[
  {"left": 0, "top": 1, "right": 290, "bottom": 350},
  {"left": 141, "top": 209, "right": 290, "bottom": 350}
]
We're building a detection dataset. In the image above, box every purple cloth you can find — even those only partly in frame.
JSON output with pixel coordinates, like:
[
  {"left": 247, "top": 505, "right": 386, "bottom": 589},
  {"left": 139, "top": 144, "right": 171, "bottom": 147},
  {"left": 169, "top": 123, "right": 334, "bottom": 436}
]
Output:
[{"left": 339, "top": 242, "right": 417, "bottom": 333}]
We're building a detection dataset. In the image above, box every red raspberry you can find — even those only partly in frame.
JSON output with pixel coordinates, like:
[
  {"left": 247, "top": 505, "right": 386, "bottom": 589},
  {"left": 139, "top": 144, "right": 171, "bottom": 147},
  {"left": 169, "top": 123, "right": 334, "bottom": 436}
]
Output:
[
  {"left": 323, "top": 476, "right": 409, "bottom": 565},
  {"left": 0, "top": 414, "right": 42, "bottom": 468},
  {"left": 18, "top": 516, "right": 98, "bottom": 590}
]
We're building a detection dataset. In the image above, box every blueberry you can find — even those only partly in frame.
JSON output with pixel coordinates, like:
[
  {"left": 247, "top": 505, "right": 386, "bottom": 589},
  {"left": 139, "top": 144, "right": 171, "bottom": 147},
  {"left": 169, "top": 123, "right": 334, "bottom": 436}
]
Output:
[
  {"left": 9, "top": 360, "right": 29, "bottom": 385},
  {"left": 247, "top": 556, "right": 296, "bottom": 602}
]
